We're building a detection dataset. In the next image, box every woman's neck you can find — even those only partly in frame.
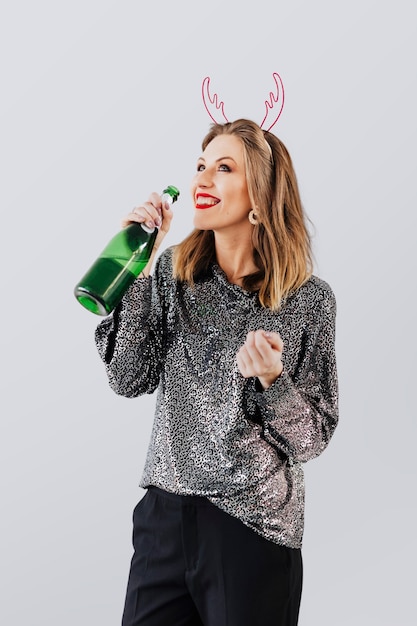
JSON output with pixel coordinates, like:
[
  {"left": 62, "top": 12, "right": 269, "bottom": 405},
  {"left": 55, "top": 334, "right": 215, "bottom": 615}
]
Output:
[{"left": 214, "top": 232, "right": 258, "bottom": 286}]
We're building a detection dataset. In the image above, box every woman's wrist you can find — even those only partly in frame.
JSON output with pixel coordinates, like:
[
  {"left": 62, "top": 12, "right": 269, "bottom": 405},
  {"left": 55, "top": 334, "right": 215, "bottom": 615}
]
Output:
[{"left": 258, "top": 363, "right": 284, "bottom": 390}]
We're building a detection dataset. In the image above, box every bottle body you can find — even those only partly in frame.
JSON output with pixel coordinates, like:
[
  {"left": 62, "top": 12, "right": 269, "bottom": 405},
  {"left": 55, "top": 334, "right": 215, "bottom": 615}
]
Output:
[{"left": 74, "top": 185, "right": 179, "bottom": 316}]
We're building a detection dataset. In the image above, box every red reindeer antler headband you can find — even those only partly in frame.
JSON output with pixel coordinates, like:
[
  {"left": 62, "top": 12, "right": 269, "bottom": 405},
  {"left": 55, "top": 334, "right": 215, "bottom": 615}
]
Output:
[{"left": 202, "top": 72, "right": 285, "bottom": 132}]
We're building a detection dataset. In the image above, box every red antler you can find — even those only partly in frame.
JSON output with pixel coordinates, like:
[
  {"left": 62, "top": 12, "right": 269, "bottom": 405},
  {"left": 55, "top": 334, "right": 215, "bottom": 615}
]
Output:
[
  {"left": 202, "top": 76, "right": 229, "bottom": 124},
  {"left": 259, "top": 72, "right": 285, "bottom": 131}
]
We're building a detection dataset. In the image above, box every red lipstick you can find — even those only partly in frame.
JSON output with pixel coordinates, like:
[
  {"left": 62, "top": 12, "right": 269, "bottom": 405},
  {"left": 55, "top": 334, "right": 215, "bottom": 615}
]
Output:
[{"left": 195, "top": 193, "right": 220, "bottom": 210}]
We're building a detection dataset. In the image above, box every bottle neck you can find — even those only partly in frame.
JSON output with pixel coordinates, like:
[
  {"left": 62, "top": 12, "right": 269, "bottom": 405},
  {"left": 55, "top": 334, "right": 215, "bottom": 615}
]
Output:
[{"left": 140, "top": 223, "right": 156, "bottom": 234}]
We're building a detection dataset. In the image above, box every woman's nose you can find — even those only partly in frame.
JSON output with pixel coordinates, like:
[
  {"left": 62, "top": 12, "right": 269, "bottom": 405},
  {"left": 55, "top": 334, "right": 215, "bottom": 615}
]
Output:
[{"left": 196, "top": 168, "right": 212, "bottom": 187}]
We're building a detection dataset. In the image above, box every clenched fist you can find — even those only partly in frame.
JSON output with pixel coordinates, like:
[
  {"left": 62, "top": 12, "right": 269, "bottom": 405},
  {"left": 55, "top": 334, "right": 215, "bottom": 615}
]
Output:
[{"left": 236, "top": 330, "right": 284, "bottom": 390}]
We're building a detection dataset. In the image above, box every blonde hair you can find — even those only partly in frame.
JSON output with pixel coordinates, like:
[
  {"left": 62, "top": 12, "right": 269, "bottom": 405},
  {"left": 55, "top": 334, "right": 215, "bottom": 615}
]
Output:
[{"left": 173, "top": 119, "right": 313, "bottom": 310}]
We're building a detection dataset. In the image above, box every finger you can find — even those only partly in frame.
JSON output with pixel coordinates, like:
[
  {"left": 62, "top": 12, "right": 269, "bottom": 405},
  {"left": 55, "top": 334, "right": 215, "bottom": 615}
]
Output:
[
  {"left": 262, "top": 330, "right": 284, "bottom": 351},
  {"left": 158, "top": 203, "right": 174, "bottom": 234},
  {"left": 140, "top": 201, "right": 163, "bottom": 227},
  {"left": 148, "top": 191, "right": 171, "bottom": 218},
  {"left": 144, "top": 193, "right": 174, "bottom": 232},
  {"left": 245, "top": 332, "right": 274, "bottom": 364},
  {"left": 244, "top": 346, "right": 272, "bottom": 373},
  {"left": 236, "top": 347, "right": 253, "bottom": 378},
  {"left": 247, "top": 338, "right": 282, "bottom": 376},
  {"left": 246, "top": 329, "right": 283, "bottom": 355},
  {"left": 240, "top": 331, "right": 267, "bottom": 366},
  {"left": 121, "top": 210, "right": 155, "bottom": 230},
  {"left": 122, "top": 202, "right": 161, "bottom": 230},
  {"left": 121, "top": 211, "right": 145, "bottom": 229},
  {"left": 147, "top": 191, "right": 163, "bottom": 209},
  {"left": 240, "top": 342, "right": 269, "bottom": 377}
]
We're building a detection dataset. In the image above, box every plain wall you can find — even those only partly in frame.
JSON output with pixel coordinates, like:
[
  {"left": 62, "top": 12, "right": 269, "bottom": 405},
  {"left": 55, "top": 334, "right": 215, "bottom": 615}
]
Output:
[{"left": 1, "top": 1, "right": 416, "bottom": 624}]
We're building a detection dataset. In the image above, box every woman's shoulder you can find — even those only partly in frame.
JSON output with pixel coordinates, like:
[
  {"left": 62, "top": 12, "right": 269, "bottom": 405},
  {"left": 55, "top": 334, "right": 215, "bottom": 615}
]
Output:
[
  {"left": 155, "top": 246, "right": 176, "bottom": 272},
  {"left": 153, "top": 246, "right": 181, "bottom": 290},
  {"left": 306, "top": 274, "right": 335, "bottom": 299},
  {"left": 289, "top": 274, "right": 336, "bottom": 315}
]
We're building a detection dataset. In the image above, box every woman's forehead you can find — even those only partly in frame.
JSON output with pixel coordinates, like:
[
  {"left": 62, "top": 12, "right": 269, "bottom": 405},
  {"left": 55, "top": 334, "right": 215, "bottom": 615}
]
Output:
[{"left": 201, "top": 134, "right": 244, "bottom": 159}]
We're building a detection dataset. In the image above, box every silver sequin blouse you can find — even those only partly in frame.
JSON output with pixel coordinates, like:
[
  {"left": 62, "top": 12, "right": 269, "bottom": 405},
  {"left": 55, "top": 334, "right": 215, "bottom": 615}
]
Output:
[{"left": 95, "top": 246, "right": 338, "bottom": 549}]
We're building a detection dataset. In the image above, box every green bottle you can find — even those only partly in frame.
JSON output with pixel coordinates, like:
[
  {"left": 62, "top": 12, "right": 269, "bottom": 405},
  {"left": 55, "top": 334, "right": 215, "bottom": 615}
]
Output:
[{"left": 74, "top": 185, "right": 180, "bottom": 316}]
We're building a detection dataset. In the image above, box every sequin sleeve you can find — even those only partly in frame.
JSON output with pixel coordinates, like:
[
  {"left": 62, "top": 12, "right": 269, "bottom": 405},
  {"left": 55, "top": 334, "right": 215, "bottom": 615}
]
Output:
[
  {"left": 253, "top": 284, "right": 338, "bottom": 463},
  {"left": 94, "top": 257, "right": 167, "bottom": 397}
]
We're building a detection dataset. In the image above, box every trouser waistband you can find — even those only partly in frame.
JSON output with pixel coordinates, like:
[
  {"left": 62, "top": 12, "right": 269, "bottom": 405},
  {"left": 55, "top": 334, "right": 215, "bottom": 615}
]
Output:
[{"left": 147, "top": 485, "right": 216, "bottom": 506}]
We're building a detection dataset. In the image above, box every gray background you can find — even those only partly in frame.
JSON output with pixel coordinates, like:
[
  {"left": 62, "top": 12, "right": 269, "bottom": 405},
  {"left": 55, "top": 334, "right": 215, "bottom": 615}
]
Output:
[{"left": 1, "top": 1, "right": 416, "bottom": 624}]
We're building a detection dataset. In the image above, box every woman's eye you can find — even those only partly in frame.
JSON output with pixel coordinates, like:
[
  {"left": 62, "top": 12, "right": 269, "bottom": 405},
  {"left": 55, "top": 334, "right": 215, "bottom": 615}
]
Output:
[{"left": 196, "top": 163, "right": 230, "bottom": 172}]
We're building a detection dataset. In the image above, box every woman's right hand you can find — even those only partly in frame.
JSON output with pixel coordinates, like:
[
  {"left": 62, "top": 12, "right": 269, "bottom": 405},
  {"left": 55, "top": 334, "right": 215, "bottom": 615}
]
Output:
[{"left": 122, "top": 191, "right": 174, "bottom": 275}]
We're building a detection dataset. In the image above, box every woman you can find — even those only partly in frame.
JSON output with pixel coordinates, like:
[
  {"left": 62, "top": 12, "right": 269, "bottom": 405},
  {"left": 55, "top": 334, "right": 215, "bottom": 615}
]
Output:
[{"left": 95, "top": 119, "right": 339, "bottom": 626}]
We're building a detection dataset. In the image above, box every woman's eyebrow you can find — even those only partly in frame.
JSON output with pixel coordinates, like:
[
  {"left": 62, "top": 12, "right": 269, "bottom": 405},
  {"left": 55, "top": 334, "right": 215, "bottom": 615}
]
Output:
[
  {"left": 197, "top": 156, "right": 237, "bottom": 163},
  {"left": 216, "top": 156, "right": 236, "bottom": 163}
]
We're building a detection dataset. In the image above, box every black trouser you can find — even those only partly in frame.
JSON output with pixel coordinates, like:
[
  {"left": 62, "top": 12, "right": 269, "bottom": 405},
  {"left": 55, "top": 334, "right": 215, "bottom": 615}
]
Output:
[{"left": 122, "top": 487, "right": 302, "bottom": 626}]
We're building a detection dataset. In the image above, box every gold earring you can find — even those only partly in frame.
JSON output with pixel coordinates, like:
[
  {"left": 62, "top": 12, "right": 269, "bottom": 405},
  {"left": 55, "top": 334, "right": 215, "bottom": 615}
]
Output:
[{"left": 248, "top": 209, "right": 258, "bottom": 225}]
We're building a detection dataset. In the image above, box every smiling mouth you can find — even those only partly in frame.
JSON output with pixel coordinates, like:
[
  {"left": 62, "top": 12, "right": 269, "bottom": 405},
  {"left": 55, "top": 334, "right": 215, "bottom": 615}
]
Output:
[{"left": 195, "top": 194, "right": 220, "bottom": 209}]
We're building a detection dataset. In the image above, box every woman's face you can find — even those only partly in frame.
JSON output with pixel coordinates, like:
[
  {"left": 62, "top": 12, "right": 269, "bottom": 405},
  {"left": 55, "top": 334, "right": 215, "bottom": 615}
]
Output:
[{"left": 191, "top": 134, "right": 252, "bottom": 235}]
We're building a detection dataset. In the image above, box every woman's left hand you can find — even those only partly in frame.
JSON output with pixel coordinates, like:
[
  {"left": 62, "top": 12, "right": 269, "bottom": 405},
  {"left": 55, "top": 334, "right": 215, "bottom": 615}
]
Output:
[{"left": 236, "top": 330, "right": 284, "bottom": 390}]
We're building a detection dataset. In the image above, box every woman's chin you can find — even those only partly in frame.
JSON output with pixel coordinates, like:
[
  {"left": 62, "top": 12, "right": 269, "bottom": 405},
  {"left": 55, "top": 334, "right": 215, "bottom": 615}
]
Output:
[{"left": 193, "top": 215, "right": 212, "bottom": 230}]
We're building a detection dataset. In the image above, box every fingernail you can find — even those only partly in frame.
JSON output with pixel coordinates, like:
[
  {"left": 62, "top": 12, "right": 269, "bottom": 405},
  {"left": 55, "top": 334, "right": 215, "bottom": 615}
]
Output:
[{"left": 156, "top": 217, "right": 162, "bottom": 228}]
